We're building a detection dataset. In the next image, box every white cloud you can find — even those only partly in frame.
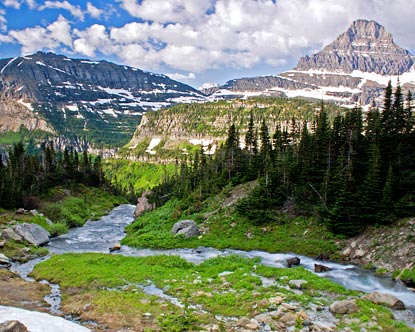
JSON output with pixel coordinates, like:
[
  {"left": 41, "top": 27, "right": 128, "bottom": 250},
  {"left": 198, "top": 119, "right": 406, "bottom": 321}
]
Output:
[
  {"left": 73, "top": 24, "right": 114, "bottom": 57},
  {"left": 0, "top": 9, "right": 6, "bottom": 31},
  {"left": 118, "top": 0, "right": 214, "bottom": 24},
  {"left": 3, "top": 0, "right": 415, "bottom": 80},
  {"left": 165, "top": 72, "right": 196, "bottom": 82},
  {"left": 39, "top": 1, "right": 84, "bottom": 21},
  {"left": 26, "top": 0, "right": 36, "bottom": 9},
  {"left": 3, "top": 0, "right": 21, "bottom": 9},
  {"left": 86, "top": 2, "right": 103, "bottom": 19},
  {"left": 8, "top": 15, "right": 72, "bottom": 54}
]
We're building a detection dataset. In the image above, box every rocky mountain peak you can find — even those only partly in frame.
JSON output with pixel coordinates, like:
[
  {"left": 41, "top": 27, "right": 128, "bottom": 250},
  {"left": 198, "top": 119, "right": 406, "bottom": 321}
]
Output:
[{"left": 295, "top": 19, "right": 415, "bottom": 75}]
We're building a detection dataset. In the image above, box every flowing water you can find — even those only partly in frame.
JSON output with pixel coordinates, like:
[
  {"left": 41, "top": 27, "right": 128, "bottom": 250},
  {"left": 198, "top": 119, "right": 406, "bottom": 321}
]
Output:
[{"left": 12, "top": 204, "right": 415, "bottom": 323}]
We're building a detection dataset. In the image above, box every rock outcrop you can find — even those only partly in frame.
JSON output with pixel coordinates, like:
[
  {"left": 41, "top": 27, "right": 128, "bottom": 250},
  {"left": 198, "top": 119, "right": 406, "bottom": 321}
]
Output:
[
  {"left": 171, "top": 220, "right": 199, "bottom": 238},
  {"left": 134, "top": 191, "right": 156, "bottom": 218},
  {"left": 13, "top": 223, "right": 50, "bottom": 246},
  {"left": 295, "top": 19, "right": 414, "bottom": 74},
  {"left": 211, "top": 19, "right": 415, "bottom": 107},
  {"left": 0, "top": 254, "right": 11, "bottom": 269}
]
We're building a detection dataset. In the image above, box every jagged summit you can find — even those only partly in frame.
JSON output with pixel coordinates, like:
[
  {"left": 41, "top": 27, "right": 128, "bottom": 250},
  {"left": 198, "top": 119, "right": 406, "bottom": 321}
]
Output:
[
  {"left": 211, "top": 19, "right": 415, "bottom": 107},
  {"left": 295, "top": 19, "right": 415, "bottom": 75}
]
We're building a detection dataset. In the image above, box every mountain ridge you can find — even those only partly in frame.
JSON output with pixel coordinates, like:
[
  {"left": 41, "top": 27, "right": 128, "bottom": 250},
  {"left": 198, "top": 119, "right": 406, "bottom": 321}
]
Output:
[
  {"left": 0, "top": 51, "right": 206, "bottom": 146},
  {"left": 209, "top": 19, "right": 415, "bottom": 107}
]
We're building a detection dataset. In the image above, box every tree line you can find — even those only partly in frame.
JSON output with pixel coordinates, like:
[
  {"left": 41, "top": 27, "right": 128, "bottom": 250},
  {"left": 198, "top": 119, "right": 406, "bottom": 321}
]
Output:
[
  {"left": 0, "top": 142, "right": 103, "bottom": 209},
  {"left": 151, "top": 81, "right": 415, "bottom": 236}
]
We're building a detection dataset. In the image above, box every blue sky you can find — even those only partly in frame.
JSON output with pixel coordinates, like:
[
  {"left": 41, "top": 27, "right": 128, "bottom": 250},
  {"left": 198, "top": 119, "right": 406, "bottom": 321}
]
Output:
[{"left": 0, "top": 0, "right": 414, "bottom": 88}]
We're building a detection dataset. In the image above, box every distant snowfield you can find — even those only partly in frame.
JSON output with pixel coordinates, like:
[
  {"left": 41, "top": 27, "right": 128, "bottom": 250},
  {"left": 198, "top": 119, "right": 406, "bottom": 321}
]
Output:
[{"left": 0, "top": 305, "right": 91, "bottom": 332}]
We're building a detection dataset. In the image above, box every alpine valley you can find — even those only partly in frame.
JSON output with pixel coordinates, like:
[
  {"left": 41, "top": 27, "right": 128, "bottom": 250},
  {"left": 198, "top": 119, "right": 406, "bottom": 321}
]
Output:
[{"left": 1, "top": 19, "right": 415, "bottom": 150}]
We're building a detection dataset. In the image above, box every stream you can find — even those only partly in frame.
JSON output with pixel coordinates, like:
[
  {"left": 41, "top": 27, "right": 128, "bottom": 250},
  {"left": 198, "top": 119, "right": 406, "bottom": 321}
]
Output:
[{"left": 11, "top": 204, "right": 415, "bottom": 324}]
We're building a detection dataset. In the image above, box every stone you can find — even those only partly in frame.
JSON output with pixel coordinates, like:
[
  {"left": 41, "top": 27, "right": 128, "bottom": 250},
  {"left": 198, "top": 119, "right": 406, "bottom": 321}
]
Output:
[
  {"left": 0, "top": 241, "right": 5, "bottom": 248},
  {"left": 314, "top": 264, "right": 331, "bottom": 273},
  {"left": 278, "top": 312, "right": 296, "bottom": 325},
  {"left": 289, "top": 279, "right": 307, "bottom": 289},
  {"left": 15, "top": 208, "right": 25, "bottom": 215},
  {"left": 352, "top": 248, "right": 366, "bottom": 259},
  {"left": 1, "top": 228, "right": 22, "bottom": 242},
  {"left": 269, "top": 296, "right": 283, "bottom": 305},
  {"left": 134, "top": 191, "right": 156, "bottom": 218},
  {"left": 286, "top": 256, "right": 301, "bottom": 268},
  {"left": 0, "top": 320, "right": 29, "bottom": 332},
  {"left": 109, "top": 243, "right": 121, "bottom": 252},
  {"left": 13, "top": 223, "right": 50, "bottom": 246},
  {"left": 0, "top": 253, "right": 11, "bottom": 268},
  {"left": 235, "top": 317, "right": 259, "bottom": 330},
  {"left": 342, "top": 247, "right": 351, "bottom": 257},
  {"left": 329, "top": 299, "right": 359, "bottom": 314},
  {"left": 29, "top": 209, "right": 39, "bottom": 216},
  {"left": 171, "top": 220, "right": 199, "bottom": 238},
  {"left": 254, "top": 313, "right": 275, "bottom": 325},
  {"left": 363, "top": 291, "right": 405, "bottom": 310}
]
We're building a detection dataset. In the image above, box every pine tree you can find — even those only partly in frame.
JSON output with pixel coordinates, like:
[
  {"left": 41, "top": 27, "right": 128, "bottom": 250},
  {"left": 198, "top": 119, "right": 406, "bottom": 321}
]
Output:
[{"left": 359, "top": 144, "right": 383, "bottom": 224}]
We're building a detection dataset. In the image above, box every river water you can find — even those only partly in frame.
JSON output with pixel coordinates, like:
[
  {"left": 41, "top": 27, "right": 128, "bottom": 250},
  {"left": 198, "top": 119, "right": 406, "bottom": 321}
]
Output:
[{"left": 13, "top": 204, "right": 415, "bottom": 313}]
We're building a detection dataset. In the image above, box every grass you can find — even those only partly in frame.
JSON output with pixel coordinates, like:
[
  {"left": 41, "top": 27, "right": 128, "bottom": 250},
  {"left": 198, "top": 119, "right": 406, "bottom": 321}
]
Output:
[
  {"left": 122, "top": 188, "right": 338, "bottom": 257},
  {"left": 40, "top": 185, "right": 127, "bottom": 227},
  {"left": 30, "top": 252, "right": 411, "bottom": 331},
  {"left": 0, "top": 185, "right": 126, "bottom": 261}
]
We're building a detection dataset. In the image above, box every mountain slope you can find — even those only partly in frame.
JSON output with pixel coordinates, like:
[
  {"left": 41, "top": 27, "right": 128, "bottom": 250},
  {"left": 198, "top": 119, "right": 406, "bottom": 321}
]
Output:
[
  {"left": 212, "top": 20, "right": 415, "bottom": 107},
  {"left": 0, "top": 52, "right": 205, "bottom": 146}
]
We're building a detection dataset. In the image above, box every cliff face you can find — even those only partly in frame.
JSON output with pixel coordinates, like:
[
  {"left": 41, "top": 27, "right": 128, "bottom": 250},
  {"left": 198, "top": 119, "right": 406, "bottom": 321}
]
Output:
[
  {"left": 213, "top": 20, "right": 415, "bottom": 107},
  {"left": 0, "top": 52, "right": 205, "bottom": 146},
  {"left": 295, "top": 19, "right": 414, "bottom": 75}
]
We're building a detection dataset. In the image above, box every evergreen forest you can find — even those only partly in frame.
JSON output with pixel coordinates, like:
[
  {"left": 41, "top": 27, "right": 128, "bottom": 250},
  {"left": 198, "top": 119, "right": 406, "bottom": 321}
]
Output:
[
  {"left": 150, "top": 81, "right": 415, "bottom": 236},
  {"left": 0, "top": 142, "right": 104, "bottom": 209}
]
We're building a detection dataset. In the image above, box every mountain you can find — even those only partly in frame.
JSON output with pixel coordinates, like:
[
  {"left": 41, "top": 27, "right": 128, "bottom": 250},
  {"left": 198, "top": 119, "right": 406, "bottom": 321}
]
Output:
[
  {"left": 210, "top": 20, "right": 415, "bottom": 107},
  {"left": 0, "top": 52, "right": 205, "bottom": 146}
]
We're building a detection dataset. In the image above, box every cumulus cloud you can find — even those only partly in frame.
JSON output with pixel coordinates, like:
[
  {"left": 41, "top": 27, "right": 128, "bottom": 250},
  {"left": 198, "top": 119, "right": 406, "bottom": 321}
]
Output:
[
  {"left": 8, "top": 15, "right": 72, "bottom": 54},
  {"left": 86, "top": 2, "right": 103, "bottom": 19},
  {"left": 3, "top": 0, "right": 415, "bottom": 79},
  {"left": 165, "top": 72, "right": 196, "bottom": 82},
  {"left": 73, "top": 24, "right": 114, "bottom": 57},
  {"left": 118, "top": 0, "right": 214, "bottom": 24},
  {"left": 39, "top": 1, "right": 84, "bottom": 21},
  {"left": 3, "top": 0, "right": 21, "bottom": 9}
]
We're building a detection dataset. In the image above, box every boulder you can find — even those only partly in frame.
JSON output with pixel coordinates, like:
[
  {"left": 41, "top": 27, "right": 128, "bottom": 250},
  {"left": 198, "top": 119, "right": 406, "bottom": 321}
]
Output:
[
  {"left": 0, "top": 254, "right": 11, "bottom": 269},
  {"left": 13, "top": 223, "right": 50, "bottom": 246},
  {"left": 171, "top": 220, "right": 199, "bottom": 238},
  {"left": 314, "top": 264, "right": 331, "bottom": 273},
  {"left": 329, "top": 299, "right": 359, "bottom": 314},
  {"left": 1, "top": 228, "right": 22, "bottom": 242},
  {"left": 286, "top": 257, "right": 301, "bottom": 268},
  {"left": 363, "top": 291, "right": 405, "bottom": 310},
  {"left": 134, "top": 191, "right": 156, "bottom": 218},
  {"left": 0, "top": 320, "right": 29, "bottom": 332}
]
